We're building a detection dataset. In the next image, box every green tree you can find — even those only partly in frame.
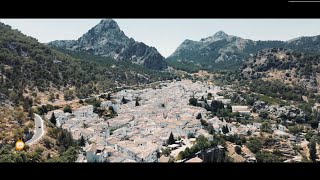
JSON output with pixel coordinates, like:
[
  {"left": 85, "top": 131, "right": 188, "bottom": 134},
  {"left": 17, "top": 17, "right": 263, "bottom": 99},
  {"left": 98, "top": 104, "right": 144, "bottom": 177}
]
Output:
[
  {"left": 177, "top": 151, "right": 185, "bottom": 160},
  {"left": 234, "top": 146, "right": 242, "bottom": 155},
  {"left": 135, "top": 98, "right": 140, "bottom": 106},
  {"left": 309, "top": 140, "right": 317, "bottom": 162},
  {"left": 196, "top": 135, "right": 210, "bottom": 150},
  {"left": 211, "top": 100, "right": 224, "bottom": 114},
  {"left": 184, "top": 147, "right": 191, "bottom": 157},
  {"left": 246, "top": 138, "right": 262, "bottom": 153},
  {"left": 309, "top": 120, "right": 319, "bottom": 129},
  {"left": 189, "top": 97, "right": 198, "bottom": 106},
  {"left": 196, "top": 113, "right": 202, "bottom": 119},
  {"left": 231, "top": 111, "right": 240, "bottom": 117},
  {"left": 161, "top": 148, "right": 171, "bottom": 157},
  {"left": 107, "top": 93, "right": 111, "bottom": 100},
  {"left": 63, "top": 105, "right": 72, "bottom": 113},
  {"left": 288, "top": 125, "right": 302, "bottom": 135},
  {"left": 259, "top": 111, "right": 269, "bottom": 119},
  {"left": 79, "top": 135, "right": 85, "bottom": 147},
  {"left": 167, "top": 132, "right": 175, "bottom": 145},
  {"left": 222, "top": 125, "right": 229, "bottom": 134},
  {"left": 246, "top": 97, "right": 255, "bottom": 106},
  {"left": 0, "top": 145, "right": 15, "bottom": 162},
  {"left": 50, "top": 113, "right": 56, "bottom": 126},
  {"left": 121, "top": 96, "right": 128, "bottom": 104},
  {"left": 252, "top": 107, "right": 257, "bottom": 113},
  {"left": 256, "top": 151, "right": 283, "bottom": 163},
  {"left": 60, "top": 147, "right": 78, "bottom": 162}
]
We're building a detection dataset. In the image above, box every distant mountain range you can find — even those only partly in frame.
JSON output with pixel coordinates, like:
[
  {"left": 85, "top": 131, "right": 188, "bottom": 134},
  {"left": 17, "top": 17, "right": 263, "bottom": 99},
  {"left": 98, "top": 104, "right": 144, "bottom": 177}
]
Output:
[
  {"left": 167, "top": 31, "right": 320, "bottom": 71},
  {"left": 49, "top": 19, "right": 167, "bottom": 70}
]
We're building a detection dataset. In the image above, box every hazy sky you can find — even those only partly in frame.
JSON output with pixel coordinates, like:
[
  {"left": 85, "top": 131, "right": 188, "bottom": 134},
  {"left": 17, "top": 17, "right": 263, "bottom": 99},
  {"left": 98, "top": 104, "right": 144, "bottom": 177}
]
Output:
[{"left": 1, "top": 19, "right": 320, "bottom": 57}]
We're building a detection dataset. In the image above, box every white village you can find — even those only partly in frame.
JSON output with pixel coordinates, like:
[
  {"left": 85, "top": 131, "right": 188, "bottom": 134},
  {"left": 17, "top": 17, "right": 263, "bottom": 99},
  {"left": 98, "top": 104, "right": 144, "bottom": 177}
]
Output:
[{"left": 44, "top": 79, "right": 306, "bottom": 163}]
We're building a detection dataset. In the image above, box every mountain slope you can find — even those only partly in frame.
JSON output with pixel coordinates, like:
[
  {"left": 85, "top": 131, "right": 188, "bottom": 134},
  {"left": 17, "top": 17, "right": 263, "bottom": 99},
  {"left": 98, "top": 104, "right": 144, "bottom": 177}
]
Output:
[
  {"left": 49, "top": 19, "right": 167, "bottom": 70},
  {"left": 167, "top": 31, "right": 320, "bottom": 72},
  {"left": 240, "top": 48, "right": 320, "bottom": 93},
  {"left": 0, "top": 22, "right": 175, "bottom": 101},
  {"left": 286, "top": 35, "right": 320, "bottom": 54},
  {"left": 167, "top": 31, "right": 285, "bottom": 71}
]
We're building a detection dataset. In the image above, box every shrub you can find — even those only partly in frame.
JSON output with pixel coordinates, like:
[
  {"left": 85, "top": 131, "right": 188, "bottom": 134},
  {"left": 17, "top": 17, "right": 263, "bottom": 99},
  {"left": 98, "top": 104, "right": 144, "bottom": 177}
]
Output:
[{"left": 234, "top": 146, "right": 242, "bottom": 155}]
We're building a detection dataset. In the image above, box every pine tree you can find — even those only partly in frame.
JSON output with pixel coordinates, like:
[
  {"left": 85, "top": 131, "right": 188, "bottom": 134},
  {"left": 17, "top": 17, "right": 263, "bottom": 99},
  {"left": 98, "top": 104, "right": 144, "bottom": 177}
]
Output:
[
  {"left": 50, "top": 113, "right": 56, "bottom": 126},
  {"left": 222, "top": 125, "right": 229, "bottom": 134},
  {"left": 121, "top": 96, "right": 127, "bottom": 104},
  {"left": 309, "top": 140, "right": 317, "bottom": 162},
  {"left": 79, "top": 135, "right": 86, "bottom": 147},
  {"left": 107, "top": 93, "right": 111, "bottom": 100},
  {"left": 196, "top": 113, "right": 202, "bottom": 119},
  {"left": 135, "top": 98, "right": 140, "bottom": 106},
  {"left": 167, "top": 132, "right": 175, "bottom": 145}
]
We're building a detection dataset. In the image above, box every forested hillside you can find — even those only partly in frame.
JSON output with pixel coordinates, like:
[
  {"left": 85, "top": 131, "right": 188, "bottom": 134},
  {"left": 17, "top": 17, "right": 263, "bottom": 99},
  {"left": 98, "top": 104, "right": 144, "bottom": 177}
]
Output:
[{"left": 0, "top": 22, "right": 177, "bottom": 103}]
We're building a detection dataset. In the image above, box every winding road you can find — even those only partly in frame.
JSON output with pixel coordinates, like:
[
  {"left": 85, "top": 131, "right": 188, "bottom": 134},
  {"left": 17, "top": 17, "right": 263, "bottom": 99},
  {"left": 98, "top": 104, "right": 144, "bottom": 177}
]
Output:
[{"left": 25, "top": 113, "right": 45, "bottom": 146}]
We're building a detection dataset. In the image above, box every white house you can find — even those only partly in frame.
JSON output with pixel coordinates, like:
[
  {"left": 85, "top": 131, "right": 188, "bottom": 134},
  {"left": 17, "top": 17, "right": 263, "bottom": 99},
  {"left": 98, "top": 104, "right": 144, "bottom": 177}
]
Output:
[
  {"left": 115, "top": 140, "right": 159, "bottom": 162},
  {"left": 53, "top": 110, "right": 68, "bottom": 127},
  {"left": 220, "top": 99, "right": 231, "bottom": 104},
  {"left": 232, "top": 106, "right": 251, "bottom": 114},
  {"left": 74, "top": 105, "right": 94, "bottom": 118},
  {"left": 86, "top": 144, "right": 109, "bottom": 163},
  {"left": 214, "top": 96, "right": 224, "bottom": 101}
]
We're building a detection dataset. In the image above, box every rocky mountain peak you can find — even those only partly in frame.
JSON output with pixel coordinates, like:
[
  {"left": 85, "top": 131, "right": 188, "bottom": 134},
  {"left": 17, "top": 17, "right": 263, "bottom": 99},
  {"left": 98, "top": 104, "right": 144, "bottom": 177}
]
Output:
[
  {"left": 96, "top": 19, "right": 120, "bottom": 31},
  {"left": 48, "top": 19, "right": 167, "bottom": 70},
  {"left": 213, "top": 31, "right": 228, "bottom": 38},
  {"left": 200, "top": 30, "right": 230, "bottom": 42}
]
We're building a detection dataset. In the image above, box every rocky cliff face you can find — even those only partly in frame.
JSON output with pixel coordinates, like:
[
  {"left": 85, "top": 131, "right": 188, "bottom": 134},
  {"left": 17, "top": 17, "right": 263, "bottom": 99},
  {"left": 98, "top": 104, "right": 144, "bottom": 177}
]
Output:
[{"left": 49, "top": 19, "right": 167, "bottom": 70}]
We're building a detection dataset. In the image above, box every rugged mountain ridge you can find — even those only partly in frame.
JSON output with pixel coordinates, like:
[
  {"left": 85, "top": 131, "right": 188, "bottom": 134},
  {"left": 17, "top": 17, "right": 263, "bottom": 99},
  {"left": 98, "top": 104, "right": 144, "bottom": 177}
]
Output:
[
  {"left": 167, "top": 31, "right": 320, "bottom": 71},
  {"left": 49, "top": 19, "right": 167, "bottom": 70}
]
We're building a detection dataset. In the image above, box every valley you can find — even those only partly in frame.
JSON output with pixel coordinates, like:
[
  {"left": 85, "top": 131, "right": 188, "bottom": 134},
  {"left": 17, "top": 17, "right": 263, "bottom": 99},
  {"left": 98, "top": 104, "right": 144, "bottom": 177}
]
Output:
[{"left": 0, "top": 19, "right": 320, "bottom": 163}]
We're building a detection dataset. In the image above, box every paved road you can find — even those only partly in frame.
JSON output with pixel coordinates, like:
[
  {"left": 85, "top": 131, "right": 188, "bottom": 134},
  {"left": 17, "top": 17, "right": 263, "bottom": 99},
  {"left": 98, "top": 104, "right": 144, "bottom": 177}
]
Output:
[{"left": 25, "top": 114, "right": 45, "bottom": 146}]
